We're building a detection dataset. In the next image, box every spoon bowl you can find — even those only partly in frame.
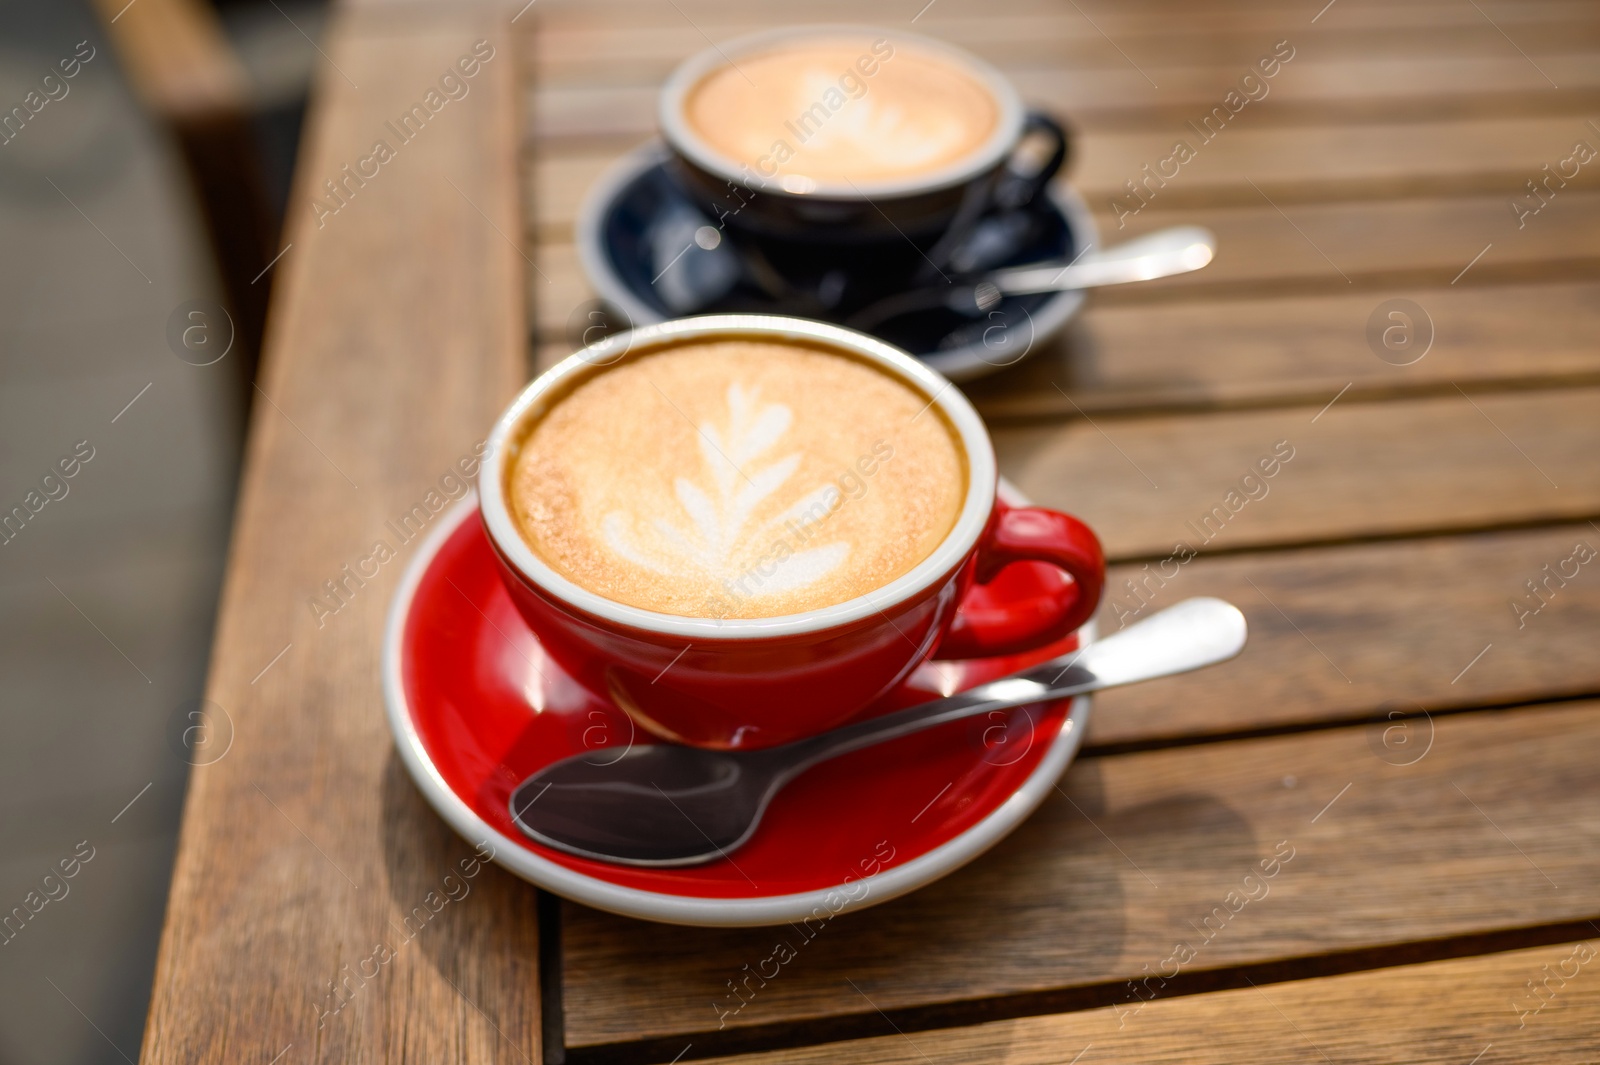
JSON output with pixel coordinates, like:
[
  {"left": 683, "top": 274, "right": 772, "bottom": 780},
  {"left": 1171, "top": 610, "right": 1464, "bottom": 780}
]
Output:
[{"left": 512, "top": 745, "right": 779, "bottom": 865}]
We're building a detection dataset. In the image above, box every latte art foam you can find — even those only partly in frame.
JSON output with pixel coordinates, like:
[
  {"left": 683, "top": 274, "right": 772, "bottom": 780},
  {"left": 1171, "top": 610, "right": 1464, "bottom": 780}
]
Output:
[
  {"left": 509, "top": 341, "right": 965, "bottom": 618},
  {"left": 684, "top": 37, "right": 1000, "bottom": 186}
]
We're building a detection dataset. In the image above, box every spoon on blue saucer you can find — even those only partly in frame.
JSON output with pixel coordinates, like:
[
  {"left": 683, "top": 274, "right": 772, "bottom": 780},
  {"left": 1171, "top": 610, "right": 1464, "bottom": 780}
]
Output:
[
  {"left": 846, "top": 225, "right": 1216, "bottom": 332},
  {"left": 509, "top": 597, "right": 1245, "bottom": 867}
]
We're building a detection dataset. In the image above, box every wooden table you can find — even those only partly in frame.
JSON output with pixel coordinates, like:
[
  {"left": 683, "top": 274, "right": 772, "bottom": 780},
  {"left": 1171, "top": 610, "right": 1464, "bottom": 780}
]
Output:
[{"left": 139, "top": 0, "right": 1600, "bottom": 1062}]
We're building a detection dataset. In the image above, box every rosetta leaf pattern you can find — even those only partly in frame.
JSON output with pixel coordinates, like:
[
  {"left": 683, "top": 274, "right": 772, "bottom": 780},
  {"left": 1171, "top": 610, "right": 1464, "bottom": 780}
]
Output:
[{"left": 601, "top": 383, "right": 848, "bottom": 596}]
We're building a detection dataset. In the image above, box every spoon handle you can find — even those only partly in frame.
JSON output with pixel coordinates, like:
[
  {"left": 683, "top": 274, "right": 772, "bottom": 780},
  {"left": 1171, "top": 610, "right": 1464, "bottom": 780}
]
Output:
[
  {"left": 781, "top": 597, "right": 1246, "bottom": 771},
  {"left": 991, "top": 225, "right": 1216, "bottom": 295}
]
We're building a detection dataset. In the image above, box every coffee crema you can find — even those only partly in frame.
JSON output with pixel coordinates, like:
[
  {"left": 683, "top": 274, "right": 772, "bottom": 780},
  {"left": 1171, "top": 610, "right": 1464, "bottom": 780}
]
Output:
[
  {"left": 683, "top": 37, "right": 1000, "bottom": 187},
  {"left": 508, "top": 340, "right": 966, "bottom": 619}
]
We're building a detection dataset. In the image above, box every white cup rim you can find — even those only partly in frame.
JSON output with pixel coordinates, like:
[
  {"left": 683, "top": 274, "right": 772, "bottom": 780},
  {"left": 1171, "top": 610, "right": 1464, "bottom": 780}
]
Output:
[
  {"left": 479, "top": 315, "right": 998, "bottom": 641},
  {"left": 657, "top": 24, "right": 1026, "bottom": 201}
]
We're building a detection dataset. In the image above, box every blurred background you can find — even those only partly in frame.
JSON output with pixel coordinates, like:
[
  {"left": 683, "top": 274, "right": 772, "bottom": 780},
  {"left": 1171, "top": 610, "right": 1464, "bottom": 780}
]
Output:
[{"left": 0, "top": 0, "right": 324, "bottom": 1059}]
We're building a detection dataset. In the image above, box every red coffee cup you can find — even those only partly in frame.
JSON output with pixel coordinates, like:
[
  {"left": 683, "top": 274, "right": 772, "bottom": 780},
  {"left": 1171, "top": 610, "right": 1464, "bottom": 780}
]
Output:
[{"left": 480, "top": 316, "right": 1103, "bottom": 749}]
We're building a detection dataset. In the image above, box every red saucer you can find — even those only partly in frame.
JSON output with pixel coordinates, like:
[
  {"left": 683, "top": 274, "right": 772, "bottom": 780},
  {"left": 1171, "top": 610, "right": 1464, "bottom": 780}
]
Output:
[{"left": 383, "top": 496, "right": 1093, "bottom": 926}]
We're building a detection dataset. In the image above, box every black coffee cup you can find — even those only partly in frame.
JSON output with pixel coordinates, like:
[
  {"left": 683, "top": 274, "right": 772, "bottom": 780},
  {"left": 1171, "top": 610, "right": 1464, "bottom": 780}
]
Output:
[{"left": 657, "top": 26, "right": 1070, "bottom": 309}]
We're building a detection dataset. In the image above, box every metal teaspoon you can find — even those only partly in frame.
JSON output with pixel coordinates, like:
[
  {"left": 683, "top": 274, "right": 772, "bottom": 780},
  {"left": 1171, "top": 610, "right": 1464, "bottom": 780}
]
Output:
[
  {"left": 509, "top": 597, "right": 1246, "bottom": 867},
  {"left": 845, "top": 225, "right": 1216, "bottom": 333}
]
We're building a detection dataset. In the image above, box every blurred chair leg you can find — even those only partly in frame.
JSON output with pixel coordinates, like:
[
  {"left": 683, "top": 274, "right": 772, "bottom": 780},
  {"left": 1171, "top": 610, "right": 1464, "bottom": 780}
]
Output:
[
  {"left": 90, "top": 0, "right": 279, "bottom": 389},
  {"left": 171, "top": 111, "right": 277, "bottom": 384}
]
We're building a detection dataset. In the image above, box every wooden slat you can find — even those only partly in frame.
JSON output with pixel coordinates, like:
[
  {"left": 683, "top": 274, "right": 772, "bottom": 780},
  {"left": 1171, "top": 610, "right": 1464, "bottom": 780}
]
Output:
[
  {"left": 1090, "top": 522, "right": 1600, "bottom": 749},
  {"left": 1213, "top": 130, "right": 1588, "bottom": 213},
  {"left": 994, "top": 387, "right": 1598, "bottom": 560},
  {"left": 964, "top": 280, "right": 1600, "bottom": 420},
  {"left": 1093, "top": 191, "right": 1600, "bottom": 299},
  {"left": 700, "top": 941, "right": 1600, "bottom": 1064},
  {"left": 138, "top": 9, "right": 541, "bottom": 1065},
  {"left": 562, "top": 702, "right": 1600, "bottom": 1048}
]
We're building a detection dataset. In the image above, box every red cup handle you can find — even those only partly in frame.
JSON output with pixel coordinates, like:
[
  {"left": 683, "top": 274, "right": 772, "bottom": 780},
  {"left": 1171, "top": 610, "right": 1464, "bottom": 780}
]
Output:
[{"left": 934, "top": 502, "right": 1105, "bottom": 660}]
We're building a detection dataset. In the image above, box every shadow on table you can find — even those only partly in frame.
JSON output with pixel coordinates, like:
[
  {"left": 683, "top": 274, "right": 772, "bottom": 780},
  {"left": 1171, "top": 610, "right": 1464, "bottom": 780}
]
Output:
[
  {"left": 375, "top": 752, "right": 542, "bottom": 1036},
  {"left": 374, "top": 739, "right": 1265, "bottom": 1058},
  {"left": 545, "top": 758, "right": 1264, "bottom": 1057}
]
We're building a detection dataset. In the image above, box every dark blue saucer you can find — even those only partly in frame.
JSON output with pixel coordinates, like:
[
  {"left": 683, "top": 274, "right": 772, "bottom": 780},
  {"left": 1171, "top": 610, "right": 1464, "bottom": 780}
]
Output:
[{"left": 575, "top": 143, "right": 1099, "bottom": 382}]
